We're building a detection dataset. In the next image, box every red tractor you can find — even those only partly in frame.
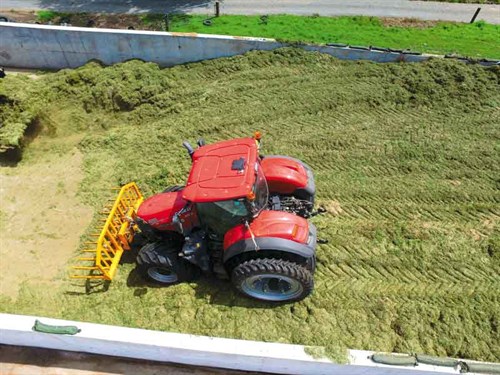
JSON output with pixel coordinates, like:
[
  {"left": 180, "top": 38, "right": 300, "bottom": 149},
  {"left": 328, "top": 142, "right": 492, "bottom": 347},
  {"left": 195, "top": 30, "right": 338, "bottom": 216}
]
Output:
[{"left": 134, "top": 134, "right": 319, "bottom": 302}]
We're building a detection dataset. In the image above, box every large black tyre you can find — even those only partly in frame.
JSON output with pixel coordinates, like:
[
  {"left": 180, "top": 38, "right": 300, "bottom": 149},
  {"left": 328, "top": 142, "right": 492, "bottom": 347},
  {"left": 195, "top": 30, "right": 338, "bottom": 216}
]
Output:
[
  {"left": 231, "top": 258, "right": 313, "bottom": 302},
  {"left": 136, "top": 242, "right": 198, "bottom": 285}
]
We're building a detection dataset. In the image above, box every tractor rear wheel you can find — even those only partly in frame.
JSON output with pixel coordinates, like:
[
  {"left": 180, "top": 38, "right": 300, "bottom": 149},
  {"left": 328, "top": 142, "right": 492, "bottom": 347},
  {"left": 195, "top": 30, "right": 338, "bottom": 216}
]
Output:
[
  {"left": 231, "top": 258, "right": 313, "bottom": 302},
  {"left": 136, "top": 242, "right": 198, "bottom": 285}
]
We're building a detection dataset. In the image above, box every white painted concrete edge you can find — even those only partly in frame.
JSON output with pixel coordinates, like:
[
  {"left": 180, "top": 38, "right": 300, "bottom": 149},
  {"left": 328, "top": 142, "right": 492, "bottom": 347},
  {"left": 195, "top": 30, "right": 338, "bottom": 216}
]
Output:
[{"left": 0, "top": 313, "right": 486, "bottom": 375}]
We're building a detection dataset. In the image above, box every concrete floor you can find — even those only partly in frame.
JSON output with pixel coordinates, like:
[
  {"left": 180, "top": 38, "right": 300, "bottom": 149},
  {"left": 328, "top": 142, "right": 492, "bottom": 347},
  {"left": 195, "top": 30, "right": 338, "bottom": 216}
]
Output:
[{"left": 0, "top": 345, "right": 253, "bottom": 375}]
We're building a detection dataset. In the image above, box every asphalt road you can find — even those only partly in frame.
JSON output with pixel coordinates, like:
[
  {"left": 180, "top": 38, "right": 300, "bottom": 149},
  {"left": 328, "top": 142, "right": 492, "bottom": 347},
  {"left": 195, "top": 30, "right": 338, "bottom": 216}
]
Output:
[{"left": 2, "top": 0, "right": 500, "bottom": 23}]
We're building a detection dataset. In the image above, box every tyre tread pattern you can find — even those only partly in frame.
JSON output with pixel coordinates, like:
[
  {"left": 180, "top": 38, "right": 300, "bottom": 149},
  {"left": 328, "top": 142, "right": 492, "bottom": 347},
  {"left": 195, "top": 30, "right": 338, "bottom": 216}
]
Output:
[
  {"left": 232, "top": 258, "right": 314, "bottom": 302},
  {"left": 136, "top": 242, "right": 198, "bottom": 284}
]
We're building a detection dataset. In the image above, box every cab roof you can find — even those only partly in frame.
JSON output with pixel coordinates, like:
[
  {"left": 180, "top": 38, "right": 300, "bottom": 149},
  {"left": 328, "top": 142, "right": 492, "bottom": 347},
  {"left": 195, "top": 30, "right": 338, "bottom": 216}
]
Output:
[{"left": 182, "top": 137, "right": 258, "bottom": 203}]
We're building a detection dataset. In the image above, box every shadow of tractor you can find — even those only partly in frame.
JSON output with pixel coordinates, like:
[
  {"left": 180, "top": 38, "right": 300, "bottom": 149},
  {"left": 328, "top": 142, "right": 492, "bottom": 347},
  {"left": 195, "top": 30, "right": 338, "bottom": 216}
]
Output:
[{"left": 126, "top": 266, "right": 290, "bottom": 309}]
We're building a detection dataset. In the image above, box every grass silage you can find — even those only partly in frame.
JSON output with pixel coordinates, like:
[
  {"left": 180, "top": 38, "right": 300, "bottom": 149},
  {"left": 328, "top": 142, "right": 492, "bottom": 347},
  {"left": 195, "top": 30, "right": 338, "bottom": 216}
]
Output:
[{"left": 0, "top": 49, "right": 499, "bottom": 362}]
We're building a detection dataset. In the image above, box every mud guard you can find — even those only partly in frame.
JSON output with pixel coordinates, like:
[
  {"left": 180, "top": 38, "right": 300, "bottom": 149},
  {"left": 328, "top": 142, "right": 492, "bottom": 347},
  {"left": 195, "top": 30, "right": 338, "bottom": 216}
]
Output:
[{"left": 223, "top": 223, "right": 317, "bottom": 265}]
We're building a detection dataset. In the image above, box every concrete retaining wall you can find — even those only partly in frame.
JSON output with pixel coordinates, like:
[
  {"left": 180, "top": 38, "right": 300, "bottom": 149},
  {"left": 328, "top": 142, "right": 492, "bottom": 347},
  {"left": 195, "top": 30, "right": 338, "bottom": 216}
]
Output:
[
  {"left": 0, "top": 313, "right": 462, "bottom": 375},
  {"left": 0, "top": 22, "right": 437, "bottom": 70}
]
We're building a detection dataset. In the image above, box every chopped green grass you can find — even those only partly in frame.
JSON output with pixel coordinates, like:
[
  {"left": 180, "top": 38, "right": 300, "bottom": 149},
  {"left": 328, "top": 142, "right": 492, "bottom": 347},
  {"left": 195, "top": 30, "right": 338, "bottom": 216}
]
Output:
[
  {"left": 0, "top": 82, "right": 38, "bottom": 152},
  {"left": 1, "top": 49, "right": 499, "bottom": 362}
]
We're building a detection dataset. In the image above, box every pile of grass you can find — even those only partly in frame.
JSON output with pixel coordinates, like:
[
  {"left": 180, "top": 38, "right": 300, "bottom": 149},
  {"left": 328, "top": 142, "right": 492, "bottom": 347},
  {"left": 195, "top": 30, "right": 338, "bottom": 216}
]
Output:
[
  {"left": 0, "top": 49, "right": 499, "bottom": 362},
  {"left": 0, "top": 82, "right": 37, "bottom": 153}
]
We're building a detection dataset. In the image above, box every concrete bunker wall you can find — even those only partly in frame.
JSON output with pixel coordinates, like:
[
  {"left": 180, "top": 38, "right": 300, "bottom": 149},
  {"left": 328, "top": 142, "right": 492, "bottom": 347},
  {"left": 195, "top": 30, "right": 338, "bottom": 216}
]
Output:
[{"left": 0, "top": 22, "right": 435, "bottom": 70}]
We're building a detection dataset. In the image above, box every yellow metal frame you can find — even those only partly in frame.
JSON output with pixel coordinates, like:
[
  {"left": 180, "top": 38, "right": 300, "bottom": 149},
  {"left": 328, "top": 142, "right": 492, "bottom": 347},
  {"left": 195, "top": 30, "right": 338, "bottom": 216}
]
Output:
[{"left": 72, "top": 182, "right": 144, "bottom": 281}]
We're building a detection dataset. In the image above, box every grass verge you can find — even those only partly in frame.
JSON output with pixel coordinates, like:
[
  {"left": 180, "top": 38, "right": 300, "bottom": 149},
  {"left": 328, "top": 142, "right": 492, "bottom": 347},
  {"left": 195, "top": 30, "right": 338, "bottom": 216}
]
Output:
[
  {"left": 169, "top": 15, "right": 500, "bottom": 58},
  {"left": 36, "top": 10, "right": 58, "bottom": 22},
  {"left": 0, "top": 49, "right": 499, "bottom": 362}
]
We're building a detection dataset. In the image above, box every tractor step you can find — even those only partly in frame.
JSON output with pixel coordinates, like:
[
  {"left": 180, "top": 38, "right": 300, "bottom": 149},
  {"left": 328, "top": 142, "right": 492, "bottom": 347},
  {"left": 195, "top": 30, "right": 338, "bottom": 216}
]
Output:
[{"left": 70, "top": 182, "right": 144, "bottom": 281}]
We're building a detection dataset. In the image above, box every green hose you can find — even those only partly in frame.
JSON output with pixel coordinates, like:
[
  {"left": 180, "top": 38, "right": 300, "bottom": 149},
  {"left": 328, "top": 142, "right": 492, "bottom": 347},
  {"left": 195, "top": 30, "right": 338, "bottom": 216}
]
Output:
[
  {"left": 416, "top": 354, "right": 458, "bottom": 367},
  {"left": 371, "top": 353, "right": 417, "bottom": 366},
  {"left": 33, "top": 320, "right": 81, "bottom": 335},
  {"left": 371, "top": 352, "right": 500, "bottom": 373},
  {"left": 460, "top": 361, "right": 500, "bottom": 374}
]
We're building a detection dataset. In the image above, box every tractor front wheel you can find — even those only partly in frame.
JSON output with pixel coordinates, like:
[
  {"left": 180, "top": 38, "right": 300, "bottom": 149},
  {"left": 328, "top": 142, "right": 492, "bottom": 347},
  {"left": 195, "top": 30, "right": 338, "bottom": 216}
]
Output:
[
  {"left": 231, "top": 258, "right": 313, "bottom": 302},
  {"left": 136, "top": 242, "right": 198, "bottom": 285}
]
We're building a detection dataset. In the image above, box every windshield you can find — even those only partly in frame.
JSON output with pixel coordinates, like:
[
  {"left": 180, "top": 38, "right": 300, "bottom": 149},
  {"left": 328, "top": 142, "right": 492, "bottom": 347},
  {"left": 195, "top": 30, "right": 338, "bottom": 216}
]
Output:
[
  {"left": 196, "top": 199, "right": 249, "bottom": 235},
  {"left": 250, "top": 163, "right": 269, "bottom": 216},
  {"left": 214, "top": 199, "right": 249, "bottom": 217}
]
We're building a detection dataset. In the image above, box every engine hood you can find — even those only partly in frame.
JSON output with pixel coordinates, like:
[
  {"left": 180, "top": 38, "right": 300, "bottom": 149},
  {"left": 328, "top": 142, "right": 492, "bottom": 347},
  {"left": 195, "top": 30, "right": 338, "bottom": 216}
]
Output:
[{"left": 137, "top": 191, "right": 186, "bottom": 230}]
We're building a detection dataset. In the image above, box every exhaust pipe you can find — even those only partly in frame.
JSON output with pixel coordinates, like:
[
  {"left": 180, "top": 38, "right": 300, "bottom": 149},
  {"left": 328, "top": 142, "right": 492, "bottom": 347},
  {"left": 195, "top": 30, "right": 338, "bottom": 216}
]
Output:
[{"left": 182, "top": 141, "right": 195, "bottom": 160}]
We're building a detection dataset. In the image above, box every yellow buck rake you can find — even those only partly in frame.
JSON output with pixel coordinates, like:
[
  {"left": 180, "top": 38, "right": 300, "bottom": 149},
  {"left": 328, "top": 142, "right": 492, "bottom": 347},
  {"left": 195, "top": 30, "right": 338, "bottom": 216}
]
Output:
[{"left": 71, "top": 182, "right": 143, "bottom": 281}]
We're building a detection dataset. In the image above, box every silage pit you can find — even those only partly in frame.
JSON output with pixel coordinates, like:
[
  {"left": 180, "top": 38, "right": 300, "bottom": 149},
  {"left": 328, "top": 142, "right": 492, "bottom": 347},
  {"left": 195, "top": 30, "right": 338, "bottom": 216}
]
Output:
[{"left": 0, "top": 49, "right": 499, "bottom": 362}]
